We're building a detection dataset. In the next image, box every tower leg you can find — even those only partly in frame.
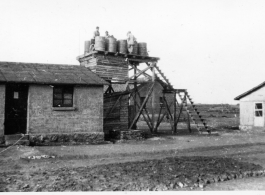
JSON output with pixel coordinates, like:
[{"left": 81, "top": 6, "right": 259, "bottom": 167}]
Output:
[
  {"left": 173, "top": 91, "right": 177, "bottom": 134},
  {"left": 132, "top": 64, "right": 138, "bottom": 129},
  {"left": 151, "top": 63, "right": 156, "bottom": 133}
]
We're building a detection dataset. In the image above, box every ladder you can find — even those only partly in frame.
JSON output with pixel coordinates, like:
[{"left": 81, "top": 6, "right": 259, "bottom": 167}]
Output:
[
  {"left": 177, "top": 91, "right": 210, "bottom": 133},
  {"left": 150, "top": 63, "right": 210, "bottom": 133}
]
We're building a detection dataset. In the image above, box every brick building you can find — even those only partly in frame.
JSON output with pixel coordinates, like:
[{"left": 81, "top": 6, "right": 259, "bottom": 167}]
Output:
[{"left": 0, "top": 62, "right": 108, "bottom": 145}]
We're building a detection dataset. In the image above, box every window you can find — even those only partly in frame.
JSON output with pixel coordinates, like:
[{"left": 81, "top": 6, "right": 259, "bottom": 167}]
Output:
[
  {"left": 255, "top": 103, "right": 263, "bottom": 117},
  {"left": 53, "top": 86, "right": 73, "bottom": 107},
  {"left": 160, "top": 97, "right": 165, "bottom": 107}
]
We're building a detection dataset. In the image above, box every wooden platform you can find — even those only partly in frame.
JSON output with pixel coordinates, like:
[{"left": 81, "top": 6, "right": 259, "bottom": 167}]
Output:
[
  {"left": 76, "top": 50, "right": 160, "bottom": 63},
  {"left": 77, "top": 51, "right": 159, "bottom": 82}
]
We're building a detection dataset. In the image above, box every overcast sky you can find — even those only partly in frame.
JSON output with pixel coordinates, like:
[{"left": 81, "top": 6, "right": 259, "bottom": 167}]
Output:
[{"left": 0, "top": 0, "right": 265, "bottom": 104}]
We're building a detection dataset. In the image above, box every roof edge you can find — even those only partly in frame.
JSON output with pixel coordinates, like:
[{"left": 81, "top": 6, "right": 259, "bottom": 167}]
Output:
[{"left": 234, "top": 81, "right": 265, "bottom": 100}]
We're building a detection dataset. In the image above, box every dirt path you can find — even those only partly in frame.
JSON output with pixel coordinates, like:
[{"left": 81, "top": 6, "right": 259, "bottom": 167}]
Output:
[{"left": 1, "top": 131, "right": 265, "bottom": 191}]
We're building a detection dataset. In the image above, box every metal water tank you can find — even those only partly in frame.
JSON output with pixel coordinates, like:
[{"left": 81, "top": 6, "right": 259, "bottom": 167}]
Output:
[
  {"left": 118, "top": 40, "right": 127, "bottom": 54},
  {"left": 107, "top": 37, "right": 117, "bottom": 53},
  {"left": 138, "top": 42, "right": 148, "bottom": 56},
  {"left": 84, "top": 41, "right": 91, "bottom": 54},
  {"left": 95, "top": 36, "right": 106, "bottom": 51}
]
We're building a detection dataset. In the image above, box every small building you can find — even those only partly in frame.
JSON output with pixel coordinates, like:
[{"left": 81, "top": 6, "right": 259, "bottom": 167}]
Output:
[
  {"left": 136, "top": 80, "right": 174, "bottom": 113},
  {"left": 235, "top": 81, "right": 265, "bottom": 130},
  {"left": 0, "top": 61, "right": 108, "bottom": 145}
]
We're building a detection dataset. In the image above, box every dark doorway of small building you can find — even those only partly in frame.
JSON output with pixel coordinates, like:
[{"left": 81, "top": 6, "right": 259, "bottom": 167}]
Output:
[{"left": 4, "top": 83, "right": 28, "bottom": 135}]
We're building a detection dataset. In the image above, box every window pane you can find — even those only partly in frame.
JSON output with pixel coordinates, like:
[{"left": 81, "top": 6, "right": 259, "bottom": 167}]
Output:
[
  {"left": 54, "top": 88, "right": 62, "bottom": 94},
  {"left": 54, "top": 100, "right": 63, "bottom": 107},
  {"left": 64, "top": 93, "right": 72, "bottom": 99},
  {"left": 255, "top": 103, "right": 263, "bottom": 109},
  {"left": 160, "top": 97, "right": 165, "bottom": 107},
  {"left": 63, "top": 99, "right": 73, "bottom": 106},
  {"left": 64, "top": 88, "right": 73, "bottom": 94},
  {"left": 54, "top": 93, "right": 62, "bottom": 99},
  {"left": 53, "top": 85, "right": 73, "bottom": 107},
  {"left": 255, "top": 111, "right": 263, "bottom": 117}
]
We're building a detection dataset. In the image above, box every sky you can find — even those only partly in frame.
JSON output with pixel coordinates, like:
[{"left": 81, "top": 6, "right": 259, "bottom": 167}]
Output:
[{"left": 0, "top": 0, "right": 265, "bottom": 104}]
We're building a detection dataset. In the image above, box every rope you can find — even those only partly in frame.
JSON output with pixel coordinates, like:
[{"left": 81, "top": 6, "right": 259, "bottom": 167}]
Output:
[{"left": 0, "top": 134, "right": 25, "bottom": 155}]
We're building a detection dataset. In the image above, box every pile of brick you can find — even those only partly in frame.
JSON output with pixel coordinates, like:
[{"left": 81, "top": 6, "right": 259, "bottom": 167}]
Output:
[
  {"left": 109, "top": 130, "right": 147, "bottom": 141},
  {"left": 120, "top": 130, "right": 147, "bottom": 140}
]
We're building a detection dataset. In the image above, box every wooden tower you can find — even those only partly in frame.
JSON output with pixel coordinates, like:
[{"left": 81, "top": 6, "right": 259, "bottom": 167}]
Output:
[{"left": 77, "top": 50, "right": 210, "bottom": 137}]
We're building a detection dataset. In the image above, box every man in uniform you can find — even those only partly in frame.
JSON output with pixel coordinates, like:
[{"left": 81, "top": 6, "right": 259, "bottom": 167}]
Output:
[
  {"left": 93, "top": 26, "right": 100, "bottom": 39},
  {"left": 127, "top": 31, "right": 136, "bottom": 54}
]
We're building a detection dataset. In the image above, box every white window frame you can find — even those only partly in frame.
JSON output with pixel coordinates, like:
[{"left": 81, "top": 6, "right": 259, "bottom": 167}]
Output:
[{"left": 254, "top": 102, "right": 263, "bottom": 117}]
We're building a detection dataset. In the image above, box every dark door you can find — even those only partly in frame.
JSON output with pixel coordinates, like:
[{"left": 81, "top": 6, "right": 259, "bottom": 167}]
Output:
[{"left": 5, "top": 84, "right": 28, "bottom": 135}]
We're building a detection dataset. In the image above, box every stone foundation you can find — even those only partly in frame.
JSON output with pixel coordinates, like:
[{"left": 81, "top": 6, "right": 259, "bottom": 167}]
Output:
[
  {"left": 110, "top": 130, "right": 147, "bottom": 141},
  {"left": 29, "top": 132, "right": 105, "bottom": 146},
  {"left": 239, "top": 125, "right": 265, "bottom": 132}
]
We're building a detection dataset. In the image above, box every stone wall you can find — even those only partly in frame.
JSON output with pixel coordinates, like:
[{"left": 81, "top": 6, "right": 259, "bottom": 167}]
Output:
[
  {"left": 29, "top": 132, "right": 105, "bottom": 146},
  {"left": 0, "top": 85, "right": 5, "bottom": 143},
  {"left": 27, "top": 85, "right": 104, "bottom": 140}
]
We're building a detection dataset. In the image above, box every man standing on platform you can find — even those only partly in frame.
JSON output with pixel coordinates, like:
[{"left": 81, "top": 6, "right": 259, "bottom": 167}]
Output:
[
  {"left": 90, "top": 26, "right": 100, "bottom": 51},
  {"left": 127, "top": 31, "right": 136, "bottom": 54},
  {"left": 93, "top": 26, "right": 100, "bottom": 39},
  {"left": 105, "top": 31, "right": 110, "bottom": 39}
]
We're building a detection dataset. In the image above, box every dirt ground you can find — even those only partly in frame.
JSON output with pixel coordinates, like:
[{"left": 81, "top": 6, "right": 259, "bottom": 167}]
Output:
[{"left": 1, "top": 117, "right": 265, "bottom": 191}]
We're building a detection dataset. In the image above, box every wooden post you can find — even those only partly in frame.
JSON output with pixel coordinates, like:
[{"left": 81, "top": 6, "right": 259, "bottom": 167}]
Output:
[
  {"left": 173, "top": 91, "right": 177, "bottom": 134},
  {"left": 151, "top": 62, "right": 156, "bottom": 133},
  {"left": 133, "top": 64, "right": 137, "bottom": 129},
  {"left": 187, "top": 112, "right": 191, "bottom": 133},
  {"left": 184, "top": 92, "right": 191, "bottom": 132}
]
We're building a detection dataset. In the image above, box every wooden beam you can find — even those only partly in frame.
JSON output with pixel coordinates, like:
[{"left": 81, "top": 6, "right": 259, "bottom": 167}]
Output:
[
  {"left": 163, "top": 96, "right": 174, "bottom": 131},
  {"left": 173, "top": 92, "right": 177, "bottom": 133},
  {"left": 129, "top": 82, "right": 155, "bottom": 130},
  {"left": 135, "top": 90, "right": 153, "bottom": 129},
  {"left": 154, "top": 100, "right": 163, "bottom": 132},
  {"left": 133, "top": 64, "right": 137, "bottom": 129},
  {"left": 151, "top": 63, "right": 156, "bottom": 133},
  {"left": 187, "top": 111, "right": 191, "bottom": 133},
  {"left": 131, "top": 91, "right": 153, "bottom": 130},
  {"left": 174, "top": 93, "right": 186, "bottom": 130},
  {"left": 128, "top": 66, "right": 151, "bottom": 80},
  {"left": 155, "top": 101, "right": 174, "bottom": 131}
]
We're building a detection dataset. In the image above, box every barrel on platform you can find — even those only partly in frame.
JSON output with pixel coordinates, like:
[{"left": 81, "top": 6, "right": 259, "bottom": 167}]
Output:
[
  {"left": 118, "top": 40, "right": 127, "bottom": 54},
  {"left": 107, "top": 37, "right": 117, "bottom": 53},
  {"left": 105, "top": 38, "right": 109, "bottom": 51},
  {"left": 84, "top": 41, "right": 91, "bottom": 54},
  {"left": 95, "top": 36, "right": 106, "bottom": 51},
  {"left": 138, "top": 42, "right": 148, "bottom": 56}
]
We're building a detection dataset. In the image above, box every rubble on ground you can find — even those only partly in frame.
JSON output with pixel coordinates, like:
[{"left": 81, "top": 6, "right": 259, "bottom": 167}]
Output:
[{"left": 0, "top": 156, "right": 264, "bottom": 191}]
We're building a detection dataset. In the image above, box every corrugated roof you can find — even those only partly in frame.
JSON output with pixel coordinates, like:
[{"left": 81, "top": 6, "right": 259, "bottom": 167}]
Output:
[
  {"left": 0, "top": 61, "right": 108, "bottom": 85},
  {"left": 234, "top": 81, "right": 265, "bottom": 100}
]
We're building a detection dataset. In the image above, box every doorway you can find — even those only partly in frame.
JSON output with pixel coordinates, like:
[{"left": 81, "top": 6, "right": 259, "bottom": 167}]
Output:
[
  {"left": 254, "top": 102, "right": 264, "bottom": 127},
  {"left": 4, "top": 84, "right": 28, "bottom": 135}
]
